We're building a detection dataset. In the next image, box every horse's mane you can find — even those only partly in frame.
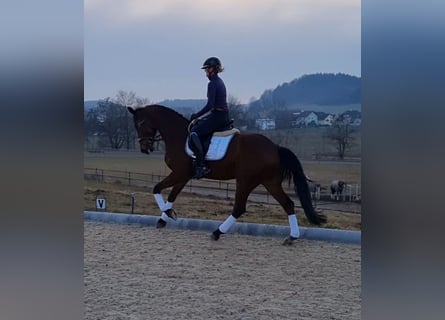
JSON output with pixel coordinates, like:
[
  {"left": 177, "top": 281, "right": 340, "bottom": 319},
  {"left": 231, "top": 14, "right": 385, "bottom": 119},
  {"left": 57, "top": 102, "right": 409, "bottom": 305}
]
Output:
[{"left": 141, "top": 104, "right": 190, "bottom": 122}]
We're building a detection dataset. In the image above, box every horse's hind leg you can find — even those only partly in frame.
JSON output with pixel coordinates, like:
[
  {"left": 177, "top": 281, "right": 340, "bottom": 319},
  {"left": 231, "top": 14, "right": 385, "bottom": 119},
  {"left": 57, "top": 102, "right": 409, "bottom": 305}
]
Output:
[
  {"left": 263, "top": 180, "right": 300, "bottom": 245},
  {"left": 211, "top": 180, "right": 259, "bottom": 241}
]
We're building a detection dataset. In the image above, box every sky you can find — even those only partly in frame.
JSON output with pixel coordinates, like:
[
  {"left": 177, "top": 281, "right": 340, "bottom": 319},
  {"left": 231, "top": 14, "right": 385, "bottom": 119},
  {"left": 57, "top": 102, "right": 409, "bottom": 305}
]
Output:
[{"left": 84, "top": 0, "right": 360, "bottom": 104}]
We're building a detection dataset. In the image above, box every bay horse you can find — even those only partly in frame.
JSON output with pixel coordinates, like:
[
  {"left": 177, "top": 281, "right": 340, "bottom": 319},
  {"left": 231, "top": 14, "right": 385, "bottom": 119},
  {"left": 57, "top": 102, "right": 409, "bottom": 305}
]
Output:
[{"left": 128, "top": 105, "right": 326, "bottom": 245}]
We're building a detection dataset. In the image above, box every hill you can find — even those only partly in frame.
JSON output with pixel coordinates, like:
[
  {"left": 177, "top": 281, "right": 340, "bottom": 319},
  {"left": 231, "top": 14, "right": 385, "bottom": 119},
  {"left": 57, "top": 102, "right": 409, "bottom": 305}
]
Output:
[
  {"left": 250, "top": 73, "right": 360, "bottom": 111},
  {"left": 84, "top": 73, "right": 360, "bottom": 114},
  {"left": 84, "top": 100, "right": 99, "bottom": 110}
]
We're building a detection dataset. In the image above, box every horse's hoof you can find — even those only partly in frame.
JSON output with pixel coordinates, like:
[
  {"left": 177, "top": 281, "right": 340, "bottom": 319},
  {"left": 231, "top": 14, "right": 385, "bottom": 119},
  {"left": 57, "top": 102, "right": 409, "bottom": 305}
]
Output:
[
  {"left": 156, "top": 219, "right": 167, "bottom": 229},
  {"left": 210, "top": 229, "right": 221, "bottom": 241},
  {"left": 164, "top": 209, "right": 178, "bottom": 221},
  {"left": 282, "top": 236, "right": 299, "bottom": 246}
]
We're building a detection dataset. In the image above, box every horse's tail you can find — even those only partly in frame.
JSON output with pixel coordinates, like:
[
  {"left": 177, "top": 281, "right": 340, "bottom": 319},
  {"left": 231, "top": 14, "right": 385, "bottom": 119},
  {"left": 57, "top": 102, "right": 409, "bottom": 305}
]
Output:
[{"left": 278, "top": 146, "right": 327, "bottom": 225}]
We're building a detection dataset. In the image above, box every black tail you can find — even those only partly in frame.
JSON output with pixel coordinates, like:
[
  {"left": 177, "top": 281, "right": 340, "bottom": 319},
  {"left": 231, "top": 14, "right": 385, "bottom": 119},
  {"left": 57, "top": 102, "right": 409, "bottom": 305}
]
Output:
[{"left": 278, "top": 146, "right": 327, "bottom": 225}]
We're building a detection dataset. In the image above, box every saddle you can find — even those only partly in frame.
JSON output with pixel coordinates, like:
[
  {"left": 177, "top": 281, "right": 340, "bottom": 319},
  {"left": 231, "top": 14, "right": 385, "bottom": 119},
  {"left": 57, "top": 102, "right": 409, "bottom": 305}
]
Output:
[
  {"left": 215, "top": 119, "right": 234, "bottom": 132},
  {"left": 186, "top": 120, "right": 240, "bottom": 161}
]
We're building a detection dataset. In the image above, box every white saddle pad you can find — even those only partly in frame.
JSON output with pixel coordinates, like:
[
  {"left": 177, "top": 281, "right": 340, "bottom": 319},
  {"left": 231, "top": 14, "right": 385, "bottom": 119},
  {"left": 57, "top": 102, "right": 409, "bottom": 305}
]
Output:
[{"left": 185, "top": 131, "right": 239, "bottom": 161}]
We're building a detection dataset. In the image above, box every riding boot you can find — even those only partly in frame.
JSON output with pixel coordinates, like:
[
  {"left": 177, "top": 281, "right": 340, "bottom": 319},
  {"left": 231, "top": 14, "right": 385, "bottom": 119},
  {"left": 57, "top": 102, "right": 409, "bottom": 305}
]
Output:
[{"left": 189, "top": 132, "right": 211, "bottom": 179}]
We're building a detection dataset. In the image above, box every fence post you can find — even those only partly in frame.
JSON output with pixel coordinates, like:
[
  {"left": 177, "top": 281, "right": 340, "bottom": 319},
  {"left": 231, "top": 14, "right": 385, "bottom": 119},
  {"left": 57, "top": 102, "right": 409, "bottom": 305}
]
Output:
[
  {"left": 131, "top": 192, "right": 135, "bottom": 214},
  {"left": 128, "top": 171, "right": 131, "bottom": 185}
]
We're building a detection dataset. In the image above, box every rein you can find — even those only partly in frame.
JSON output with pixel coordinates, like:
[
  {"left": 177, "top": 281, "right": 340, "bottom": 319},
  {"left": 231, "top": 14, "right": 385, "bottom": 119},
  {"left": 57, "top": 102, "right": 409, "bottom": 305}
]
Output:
[{"left": 187, "top": 119, "right": 198, "bottom": 133}]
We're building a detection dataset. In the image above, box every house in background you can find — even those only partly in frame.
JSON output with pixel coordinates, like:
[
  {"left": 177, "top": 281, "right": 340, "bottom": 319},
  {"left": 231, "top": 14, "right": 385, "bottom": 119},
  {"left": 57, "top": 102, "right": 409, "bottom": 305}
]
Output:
[
  {"left": 254, "top": 109, "right": 361, "bottom": 130},
  {"left": 337, "top": 110, "right": 361, "bottom": 126},
  {"left": 291, "top": 111, "right": 319, "bottom": 127},
  {"left": 255, "top": 118, "right": 276, "bottom": 130},
  {"left": 317, "top": 113, "right": 337, "bottom": 126}
]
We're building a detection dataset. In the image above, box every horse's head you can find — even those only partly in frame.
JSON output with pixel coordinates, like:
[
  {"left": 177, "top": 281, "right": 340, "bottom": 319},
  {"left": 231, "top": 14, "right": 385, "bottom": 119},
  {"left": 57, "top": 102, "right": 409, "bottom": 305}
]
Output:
[{"left": 128, "top": 107, "right": 157, "bottom": 154}]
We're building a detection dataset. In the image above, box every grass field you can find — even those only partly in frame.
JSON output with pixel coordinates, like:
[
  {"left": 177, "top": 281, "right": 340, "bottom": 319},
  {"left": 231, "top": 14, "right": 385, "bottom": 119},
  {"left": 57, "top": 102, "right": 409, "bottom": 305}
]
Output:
[
  {"left": 260, "top": 126, "right": 361, "bottom": 160},
  {"left": 84, "top": 150, "right": 361, "bottom": 187}
]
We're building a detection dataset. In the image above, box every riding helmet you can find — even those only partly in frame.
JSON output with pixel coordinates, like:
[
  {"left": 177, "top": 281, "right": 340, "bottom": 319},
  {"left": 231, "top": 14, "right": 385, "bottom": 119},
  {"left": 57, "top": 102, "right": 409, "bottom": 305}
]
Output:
[{"left": 201, "top": 57, "right": 223, "bottom": 72}]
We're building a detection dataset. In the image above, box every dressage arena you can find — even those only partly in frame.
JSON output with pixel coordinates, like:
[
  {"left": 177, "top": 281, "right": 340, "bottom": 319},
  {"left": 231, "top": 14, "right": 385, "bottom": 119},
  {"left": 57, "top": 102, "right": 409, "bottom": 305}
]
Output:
[{"left": 84, "top": 220, "right": 361, "bottom": 320}]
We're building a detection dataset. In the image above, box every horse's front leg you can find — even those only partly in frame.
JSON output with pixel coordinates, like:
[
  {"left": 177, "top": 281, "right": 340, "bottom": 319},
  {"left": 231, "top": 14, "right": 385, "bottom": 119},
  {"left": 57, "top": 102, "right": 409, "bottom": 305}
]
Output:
[{"left": 153, "top": 176, "right": 188, "bottom": 228}]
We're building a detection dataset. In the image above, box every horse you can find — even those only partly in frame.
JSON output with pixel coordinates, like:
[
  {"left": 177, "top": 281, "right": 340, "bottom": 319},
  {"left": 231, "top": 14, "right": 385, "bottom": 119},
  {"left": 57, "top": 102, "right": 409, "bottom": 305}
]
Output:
[
  {"left": 308, "top": 181, "right": 321, "bottom": 201},
  {"left": 128, "top": 105, "right": 326, "bottom": 245},
  {"left": 330, "top": 180, "right": 346, "bottom": 200}
]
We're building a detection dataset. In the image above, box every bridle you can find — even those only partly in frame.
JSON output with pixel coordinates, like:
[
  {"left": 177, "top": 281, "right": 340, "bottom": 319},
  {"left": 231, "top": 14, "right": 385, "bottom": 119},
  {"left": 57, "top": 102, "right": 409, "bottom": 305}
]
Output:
[
  {"left": 138, "top": 133, "right": 163, "bottom": 145},
  {"left": 136, "top": 118, "right": 163, "bottom": 147}
]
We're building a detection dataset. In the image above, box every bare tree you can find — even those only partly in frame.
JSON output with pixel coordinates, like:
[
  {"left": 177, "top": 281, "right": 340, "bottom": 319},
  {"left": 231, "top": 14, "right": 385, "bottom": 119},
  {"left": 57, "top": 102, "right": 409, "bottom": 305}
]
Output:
[
  {"left": 84, "top": 107, "right": 100, "bottom": 149},
  {"left": 227, "top": 95, "right": 247, "bottom": 128},
  {"left": 114, "top": 90, "right": 137, "bottom": 107},
  {"left": 135, "top": 96, "right": 152, "bottom": 108},
  {"left": 96, "top": 98, "right": 128, "bottom": 150},
  {"left": 326, "top": 121, "right": 355, "bottom": 160},
  {"left": 114, "top": 90, "right": 137, "bottom": 150}
]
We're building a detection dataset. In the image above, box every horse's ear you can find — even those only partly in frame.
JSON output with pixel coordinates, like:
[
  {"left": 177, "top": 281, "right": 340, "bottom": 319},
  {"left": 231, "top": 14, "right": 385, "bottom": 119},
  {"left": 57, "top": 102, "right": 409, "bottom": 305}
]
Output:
[{"left": 127, "top": 106, "right": 135, "bottom": 115}]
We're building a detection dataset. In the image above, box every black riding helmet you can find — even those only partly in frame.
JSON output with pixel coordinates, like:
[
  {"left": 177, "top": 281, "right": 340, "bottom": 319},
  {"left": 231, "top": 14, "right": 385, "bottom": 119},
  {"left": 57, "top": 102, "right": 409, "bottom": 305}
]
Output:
[{"left": 201, "top": 57, "right": 223, "bottom": 72}]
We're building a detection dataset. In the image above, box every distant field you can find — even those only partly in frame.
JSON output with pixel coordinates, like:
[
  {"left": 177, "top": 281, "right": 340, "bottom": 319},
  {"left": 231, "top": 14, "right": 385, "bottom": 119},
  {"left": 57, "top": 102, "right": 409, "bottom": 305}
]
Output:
[
  {"left": 84, "top": 151, "right": 170, "bottom": 175},
  {"left": 259, "top": 127, "right": 361, "bottom": 161},
  {"left": 86, "top": 125, "right": 361, "bottom": 162},
  {"left": 84, "top": 150, "right": 361, "bottom": 187},
  {"left": 286, "top": 103, "right": 361, "bottom": 113}
]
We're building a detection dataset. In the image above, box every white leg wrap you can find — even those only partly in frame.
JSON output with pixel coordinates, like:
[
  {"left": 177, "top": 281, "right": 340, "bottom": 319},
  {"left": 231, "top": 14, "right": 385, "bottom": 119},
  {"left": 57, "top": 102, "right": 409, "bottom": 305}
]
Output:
[
  {"left": 155, "top": 195, "right": 176, "bottom": 221},
  {"left": 288, "top": 214, "right": 300, "bottom": 238},
  {"left": 161, "top": 212, "right": 170, "bottom": 221},
  {"left": 219, "top": 215, "right": 237, "bottom": 233},
  {"left": 160, "top": 201, "right": 174, "bottom": 221},
  {"left": 164, "top": 201, "right": 173, "bottom": 210},
  {"left": 154, "top": 194, "right": 166, "bottom": 211}
]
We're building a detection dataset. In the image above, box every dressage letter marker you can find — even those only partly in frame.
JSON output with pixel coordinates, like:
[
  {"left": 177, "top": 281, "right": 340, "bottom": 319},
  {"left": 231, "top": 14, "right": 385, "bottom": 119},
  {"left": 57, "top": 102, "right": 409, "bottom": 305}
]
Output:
[{"left": 96, "top": 198, "right": 106, "bottom": 210}]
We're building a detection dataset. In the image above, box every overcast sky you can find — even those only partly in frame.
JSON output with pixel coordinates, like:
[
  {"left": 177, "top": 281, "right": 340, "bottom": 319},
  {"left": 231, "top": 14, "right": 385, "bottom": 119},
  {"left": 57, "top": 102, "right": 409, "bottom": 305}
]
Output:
[{"left": 84, "top": 0, "right": 360, "bottom": 103}]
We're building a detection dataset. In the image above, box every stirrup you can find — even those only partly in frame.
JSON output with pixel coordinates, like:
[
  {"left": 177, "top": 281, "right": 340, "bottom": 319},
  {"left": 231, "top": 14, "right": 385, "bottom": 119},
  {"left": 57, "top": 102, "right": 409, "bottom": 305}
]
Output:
[{"left": 193, "top": 166, "right": 211, "bottom": 179}]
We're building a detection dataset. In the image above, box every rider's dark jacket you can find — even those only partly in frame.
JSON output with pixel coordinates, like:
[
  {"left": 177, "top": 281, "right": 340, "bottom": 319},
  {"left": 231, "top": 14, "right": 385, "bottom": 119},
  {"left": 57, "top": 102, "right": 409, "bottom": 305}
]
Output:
[{"left": 194, "top": 74, "right": 228, "bottom": 118}]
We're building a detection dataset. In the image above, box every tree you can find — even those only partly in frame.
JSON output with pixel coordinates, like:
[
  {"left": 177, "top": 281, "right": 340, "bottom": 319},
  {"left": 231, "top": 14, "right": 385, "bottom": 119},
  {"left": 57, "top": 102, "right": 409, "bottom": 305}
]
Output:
[
  {"left": 112, "top": 90, "right": 153, "bottom": 150},
  {"left": 114, "top": 90, "right": 137, "bottom": 150},
  {"left": 114, "top": 90, "right": 137, "bottom": 107},
  {"left": 272, "top": 109, "right": 293, "bottom": 129},
  {"left": 326, "top": 121, "right": 355, "bottom": 159},
  {"left": 84, "top": 107, "right": 101, "bottom": 149},
  {"left": 135, "top": 96, "right": 152, "bottom": 107},
  {"left": 96, "top": 98, "right": 128, "bottom": 150},
  {"left": 227, "top": 95, "right": 247, "bottom": 128}
]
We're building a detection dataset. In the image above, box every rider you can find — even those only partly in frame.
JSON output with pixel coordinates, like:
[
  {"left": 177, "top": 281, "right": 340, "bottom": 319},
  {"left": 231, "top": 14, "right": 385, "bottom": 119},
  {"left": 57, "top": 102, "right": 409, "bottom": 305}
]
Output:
[{"left": 189, "top": 57, "right": 229, "bottom": 179}]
